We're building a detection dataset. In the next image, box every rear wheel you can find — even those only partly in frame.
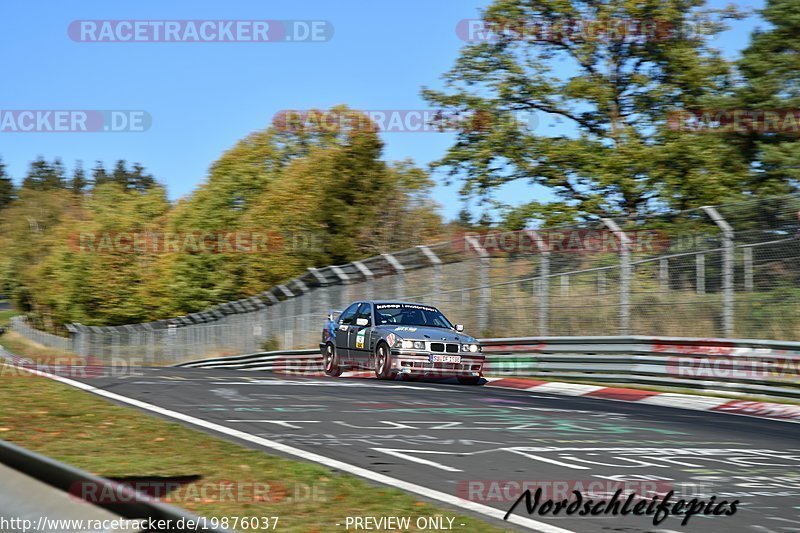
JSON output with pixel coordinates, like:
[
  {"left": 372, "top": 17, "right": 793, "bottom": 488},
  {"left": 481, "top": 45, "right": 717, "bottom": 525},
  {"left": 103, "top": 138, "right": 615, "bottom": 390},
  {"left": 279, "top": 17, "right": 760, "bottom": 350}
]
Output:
[
  {"left": 457, "top": 376, "right": 481, "bottom": 385},
  {"left": 374, "top": 343, "right": 392, "bottom": 380},
  {"left": 323, "top": 343, "right": 342, "bottom": 377}
]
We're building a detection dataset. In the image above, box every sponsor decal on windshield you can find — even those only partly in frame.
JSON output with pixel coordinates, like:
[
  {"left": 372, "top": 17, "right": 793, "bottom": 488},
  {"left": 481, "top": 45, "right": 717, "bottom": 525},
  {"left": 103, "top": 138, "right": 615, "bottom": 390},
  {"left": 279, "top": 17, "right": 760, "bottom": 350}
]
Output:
[{"left": 376, "top": 303, "right": 439, "bottom": 313}]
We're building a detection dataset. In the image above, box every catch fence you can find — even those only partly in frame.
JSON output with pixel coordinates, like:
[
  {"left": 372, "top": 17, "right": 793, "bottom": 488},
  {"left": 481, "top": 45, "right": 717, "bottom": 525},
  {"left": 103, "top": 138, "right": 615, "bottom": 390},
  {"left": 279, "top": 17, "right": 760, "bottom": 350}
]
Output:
[{"left": 11, "top": 195, "right": 800, "bottom": 363}]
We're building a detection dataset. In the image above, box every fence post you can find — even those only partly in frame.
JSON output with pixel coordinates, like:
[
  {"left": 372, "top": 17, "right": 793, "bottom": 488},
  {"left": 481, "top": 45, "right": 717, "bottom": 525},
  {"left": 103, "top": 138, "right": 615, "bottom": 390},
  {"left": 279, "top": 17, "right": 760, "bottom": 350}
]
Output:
[
  {"left": 309, "top": 267, "right": 329, "bottom": 313},
  {"left": 743, "top": 247, "right": 753, "bottom": 291},
  {"left": 417, "top": 245, "right": 442, "bottom": 307},
  {"left": 696, "top": 253, "right": 706, "bottom": 295},
  {"left": 382, "top": 253, "right": 406, "bottom": 299},
  {"left": 330, "top": 265, "right": 351, "bottom": 309},
  {"left": 701, "top": 206, "right": 735, "bottom": 337},
  {"left": 465, "top": 236, "right": 490, "bottom": 334},
  {"left": 602, "top": 219, "right": 631, "bottom": 335},
  {"left": 352, "top": 261, "right": 375, "bottom": 301},
  {"left": 659, "top": 258, "right": 669, "bottom": 291},
  {"left": 526, "top": 230, "right": 550, "bottom": 336},
  {"left": 290, "top": 280, "right": 310, "bottom": 348},
  {"left": 277, "top": 285, "right": 295, "bottom": 349}
]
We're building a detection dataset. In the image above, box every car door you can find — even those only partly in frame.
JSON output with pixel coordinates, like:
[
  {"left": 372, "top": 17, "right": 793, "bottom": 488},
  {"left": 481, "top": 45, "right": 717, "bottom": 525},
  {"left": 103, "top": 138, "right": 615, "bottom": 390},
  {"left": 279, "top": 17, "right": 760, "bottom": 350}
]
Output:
[
  {"left": 349, "top": 303, "right": 373, "bottom": 368},
  {"left": 335, "top": 303, "right": 359, "bottom": 362}
]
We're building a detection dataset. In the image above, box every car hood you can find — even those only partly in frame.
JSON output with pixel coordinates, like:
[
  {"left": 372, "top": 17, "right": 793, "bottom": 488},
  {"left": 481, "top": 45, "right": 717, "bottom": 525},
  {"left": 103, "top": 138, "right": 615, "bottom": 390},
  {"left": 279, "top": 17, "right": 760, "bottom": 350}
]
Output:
[{"left": 377, "top": 325, "right": 477, "bottom": 343}]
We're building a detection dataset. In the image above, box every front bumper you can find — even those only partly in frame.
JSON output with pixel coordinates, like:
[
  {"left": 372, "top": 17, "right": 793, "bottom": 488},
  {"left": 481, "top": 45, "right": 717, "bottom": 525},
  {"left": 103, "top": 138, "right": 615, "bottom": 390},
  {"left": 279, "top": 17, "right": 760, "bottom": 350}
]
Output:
[{"left": 390, "top": 349, "right": 484, "bottom": 377}]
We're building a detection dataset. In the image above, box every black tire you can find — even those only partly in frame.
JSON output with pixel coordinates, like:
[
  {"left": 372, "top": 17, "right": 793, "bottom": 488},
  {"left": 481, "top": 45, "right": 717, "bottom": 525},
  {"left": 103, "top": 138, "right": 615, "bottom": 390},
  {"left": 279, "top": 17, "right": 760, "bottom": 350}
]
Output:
[
  {"left": 457, "top": 376, "right": 481, "bottom": 385},
  {"left": 323, "top": 343, "right": 342, "bottom": 377},
  {"left": 374, "top": 342, "right": 392, "bottom": 380}
]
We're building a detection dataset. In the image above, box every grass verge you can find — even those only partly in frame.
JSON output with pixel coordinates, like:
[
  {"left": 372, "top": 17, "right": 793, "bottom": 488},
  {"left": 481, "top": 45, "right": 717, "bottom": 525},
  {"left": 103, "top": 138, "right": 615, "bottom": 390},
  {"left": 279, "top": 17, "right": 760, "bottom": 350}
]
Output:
[
  {"left": 0, "top": 366, "right": 510, "bottom": 532},
  {"left": 0, "top": 308, "right": 16, "bottom": 327}
]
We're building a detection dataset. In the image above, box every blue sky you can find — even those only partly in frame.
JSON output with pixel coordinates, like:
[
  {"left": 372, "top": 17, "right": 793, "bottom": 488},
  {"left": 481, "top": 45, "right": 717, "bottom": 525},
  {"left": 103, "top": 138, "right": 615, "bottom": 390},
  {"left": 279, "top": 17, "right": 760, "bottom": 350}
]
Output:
[{"left": 0, "top": 0, "right": 765, "bottom": 220}]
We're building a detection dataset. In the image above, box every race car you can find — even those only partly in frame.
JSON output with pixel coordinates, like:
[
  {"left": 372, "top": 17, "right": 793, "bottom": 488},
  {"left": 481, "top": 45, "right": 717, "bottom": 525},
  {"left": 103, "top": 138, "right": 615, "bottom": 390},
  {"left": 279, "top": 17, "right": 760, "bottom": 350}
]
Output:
[{"left": 319, "top": 300, "right": 484, "bottom": 384}]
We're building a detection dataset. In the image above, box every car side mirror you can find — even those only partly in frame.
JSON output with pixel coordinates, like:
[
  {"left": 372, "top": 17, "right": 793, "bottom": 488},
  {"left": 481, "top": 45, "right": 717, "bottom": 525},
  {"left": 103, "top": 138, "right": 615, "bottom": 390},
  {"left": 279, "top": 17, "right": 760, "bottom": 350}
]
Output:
[
  {"left": 356, "top": 318, "right": 369, "bottom": 327},
  {"left": 455, "top": 324, "right": 464, "bottom": 332}
]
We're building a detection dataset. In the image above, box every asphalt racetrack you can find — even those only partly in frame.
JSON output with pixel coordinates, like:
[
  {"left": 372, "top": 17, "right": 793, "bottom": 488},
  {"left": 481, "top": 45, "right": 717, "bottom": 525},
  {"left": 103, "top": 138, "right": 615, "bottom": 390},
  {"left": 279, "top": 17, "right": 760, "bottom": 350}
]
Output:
[{"left": 71, "top": 368, "right": 800, "bottom": 532}]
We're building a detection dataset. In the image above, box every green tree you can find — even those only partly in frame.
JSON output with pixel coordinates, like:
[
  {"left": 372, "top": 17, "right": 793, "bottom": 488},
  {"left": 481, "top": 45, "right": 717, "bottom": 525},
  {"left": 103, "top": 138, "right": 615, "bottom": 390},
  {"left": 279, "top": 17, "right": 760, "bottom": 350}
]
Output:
[
  {"left": 128, "top": 163, "right": 156, "bottom": 192},
  {"left": 70, "top": 161, "right": 87, "bottom": 194},
  {"left": 734, "top": 0, "right": 800, "bottom": 193},
  {"left": 0, "top": 158, "right": 14, "bottom": 210},
  {"left": 92, "top": 161, "right": 109, "bottom": 188},
  {"left": 423, "top": 0, "right": 747, "bottom": 225},
  {"left": 22, "top": 156, "right": 66, "bottom": 191}
]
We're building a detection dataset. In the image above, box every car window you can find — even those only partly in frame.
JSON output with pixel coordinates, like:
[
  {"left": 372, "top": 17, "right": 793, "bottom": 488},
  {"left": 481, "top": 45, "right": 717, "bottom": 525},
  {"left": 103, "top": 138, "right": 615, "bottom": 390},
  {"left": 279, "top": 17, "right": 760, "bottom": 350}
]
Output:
[
  {"left": 356, "top": 303, "right": 372, "bottom": 324},
  {"left": 374, "top": 303, "right": 454, "bottom": 328},
  {"left": 338, "top": 303, "right": 359, "bottom": 325}
]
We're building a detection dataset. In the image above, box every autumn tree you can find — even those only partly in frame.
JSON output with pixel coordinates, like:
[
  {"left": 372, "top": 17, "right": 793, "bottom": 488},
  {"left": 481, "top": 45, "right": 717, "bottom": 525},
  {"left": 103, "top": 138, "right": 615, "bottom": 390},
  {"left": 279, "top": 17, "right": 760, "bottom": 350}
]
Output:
[{"left": 423, "top": 0, "right": 748, "bottom": 225}]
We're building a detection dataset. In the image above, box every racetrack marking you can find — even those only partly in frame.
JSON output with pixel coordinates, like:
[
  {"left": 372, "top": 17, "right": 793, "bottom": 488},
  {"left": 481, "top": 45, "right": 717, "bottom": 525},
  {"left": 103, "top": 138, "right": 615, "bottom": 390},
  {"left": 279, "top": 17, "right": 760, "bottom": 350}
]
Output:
[
  {"left": 637, "top": 393, "right": 731, "bottom": 411},
  {"left": 333, "top": 421, "right": 418, "bottom": 430},
  {"left": 506, "top": 450, "right": 592, "bottom": 470},
  {"left": 375, "top": 448, "right": 463, "bottom": 472},
  {"left": 504, "top": 447, "right": 800, "bottom": 471},
  {"left": 209, "top": 378, "right": 466, "bottom": 393},
  {"left": 225, "top": 420, "right": 321, "bottom": 429},
  {"left": 521, "top": 383, "right": 605, "bottom": 396},
  {"left": 486, "top": 379, "right": 800, "bottom": 424},
  {"left": 24, "top": 367, "right": 576, "bottom": 533}
]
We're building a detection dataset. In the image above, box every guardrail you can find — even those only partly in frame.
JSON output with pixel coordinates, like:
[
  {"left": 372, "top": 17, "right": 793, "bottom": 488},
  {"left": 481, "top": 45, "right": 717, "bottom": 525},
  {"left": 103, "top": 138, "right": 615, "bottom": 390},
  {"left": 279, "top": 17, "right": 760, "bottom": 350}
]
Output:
[
  {"left": 0, "top": 438, "right": 231, "bottom": 532},
  {"left": 176, "top": 336, "right": 800, "bottom": 401}
]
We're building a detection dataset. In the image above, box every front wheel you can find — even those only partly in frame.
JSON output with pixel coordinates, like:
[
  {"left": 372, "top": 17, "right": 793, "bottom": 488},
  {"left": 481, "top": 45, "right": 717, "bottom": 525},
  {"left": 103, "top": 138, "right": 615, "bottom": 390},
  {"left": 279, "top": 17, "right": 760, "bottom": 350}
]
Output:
[
  {"left": 323, "top": 343, "right": 342, "bottom": 377},
  {"left": 457, "top": 376, "right": 481, "bottom": 385},
  {"left": 374, "top": 343, "right": 393, "bottom": 380}
]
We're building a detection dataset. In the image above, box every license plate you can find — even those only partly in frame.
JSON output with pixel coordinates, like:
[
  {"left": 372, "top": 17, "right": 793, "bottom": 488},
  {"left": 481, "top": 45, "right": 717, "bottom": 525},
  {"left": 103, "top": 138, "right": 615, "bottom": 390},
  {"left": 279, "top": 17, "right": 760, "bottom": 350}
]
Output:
[{"left": 430, "top": 354, "right": 461, "bottom": 363}]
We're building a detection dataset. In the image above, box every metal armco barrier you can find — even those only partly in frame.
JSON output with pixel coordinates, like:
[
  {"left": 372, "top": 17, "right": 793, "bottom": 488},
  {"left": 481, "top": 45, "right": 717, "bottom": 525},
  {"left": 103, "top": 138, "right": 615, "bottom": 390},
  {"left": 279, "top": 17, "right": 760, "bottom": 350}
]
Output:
[
  {"left": 0, "top": 438, "right": 232, "bottom": 532},
  {"left": 176, "top": 336, "right": 800, "bottom": 401}
]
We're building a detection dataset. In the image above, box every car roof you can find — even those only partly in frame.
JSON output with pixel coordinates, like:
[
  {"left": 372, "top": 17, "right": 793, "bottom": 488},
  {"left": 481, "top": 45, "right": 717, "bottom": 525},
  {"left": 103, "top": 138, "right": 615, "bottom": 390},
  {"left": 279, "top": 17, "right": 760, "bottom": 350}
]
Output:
[{"left": 359, "top": 300, "right": 439, "bottom": 308}]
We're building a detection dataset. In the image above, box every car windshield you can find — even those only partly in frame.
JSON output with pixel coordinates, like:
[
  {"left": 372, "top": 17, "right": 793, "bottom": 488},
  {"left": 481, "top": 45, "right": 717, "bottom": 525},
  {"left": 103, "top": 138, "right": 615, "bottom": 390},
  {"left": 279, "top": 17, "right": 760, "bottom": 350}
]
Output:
[{"left": 374, "top": 303, "right": 454, "bottom": 329}]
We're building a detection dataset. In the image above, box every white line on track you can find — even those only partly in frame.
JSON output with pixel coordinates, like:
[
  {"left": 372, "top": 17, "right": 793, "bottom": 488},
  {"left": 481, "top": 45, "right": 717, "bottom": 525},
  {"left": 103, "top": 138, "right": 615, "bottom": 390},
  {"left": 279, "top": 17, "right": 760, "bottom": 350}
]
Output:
[
  {"left": 224, "top": 420, "right": 321, "bottom": 428},
  {"left": 373, "top": 448, "right": 464, "bottom": 473},
  {"left": 26, "top": 367, "right": 575, "bottom": 533}
]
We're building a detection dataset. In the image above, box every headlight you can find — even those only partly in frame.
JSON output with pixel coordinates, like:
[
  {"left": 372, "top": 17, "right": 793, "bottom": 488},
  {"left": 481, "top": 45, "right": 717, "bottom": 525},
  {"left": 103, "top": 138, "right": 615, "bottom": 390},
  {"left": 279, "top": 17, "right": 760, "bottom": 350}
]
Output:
[
  {"left": 468, "top": 344, "right": 480, "bottom": 353},
  {"left": 400, "top": 340, "right": 424, "bottom": 350}
]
